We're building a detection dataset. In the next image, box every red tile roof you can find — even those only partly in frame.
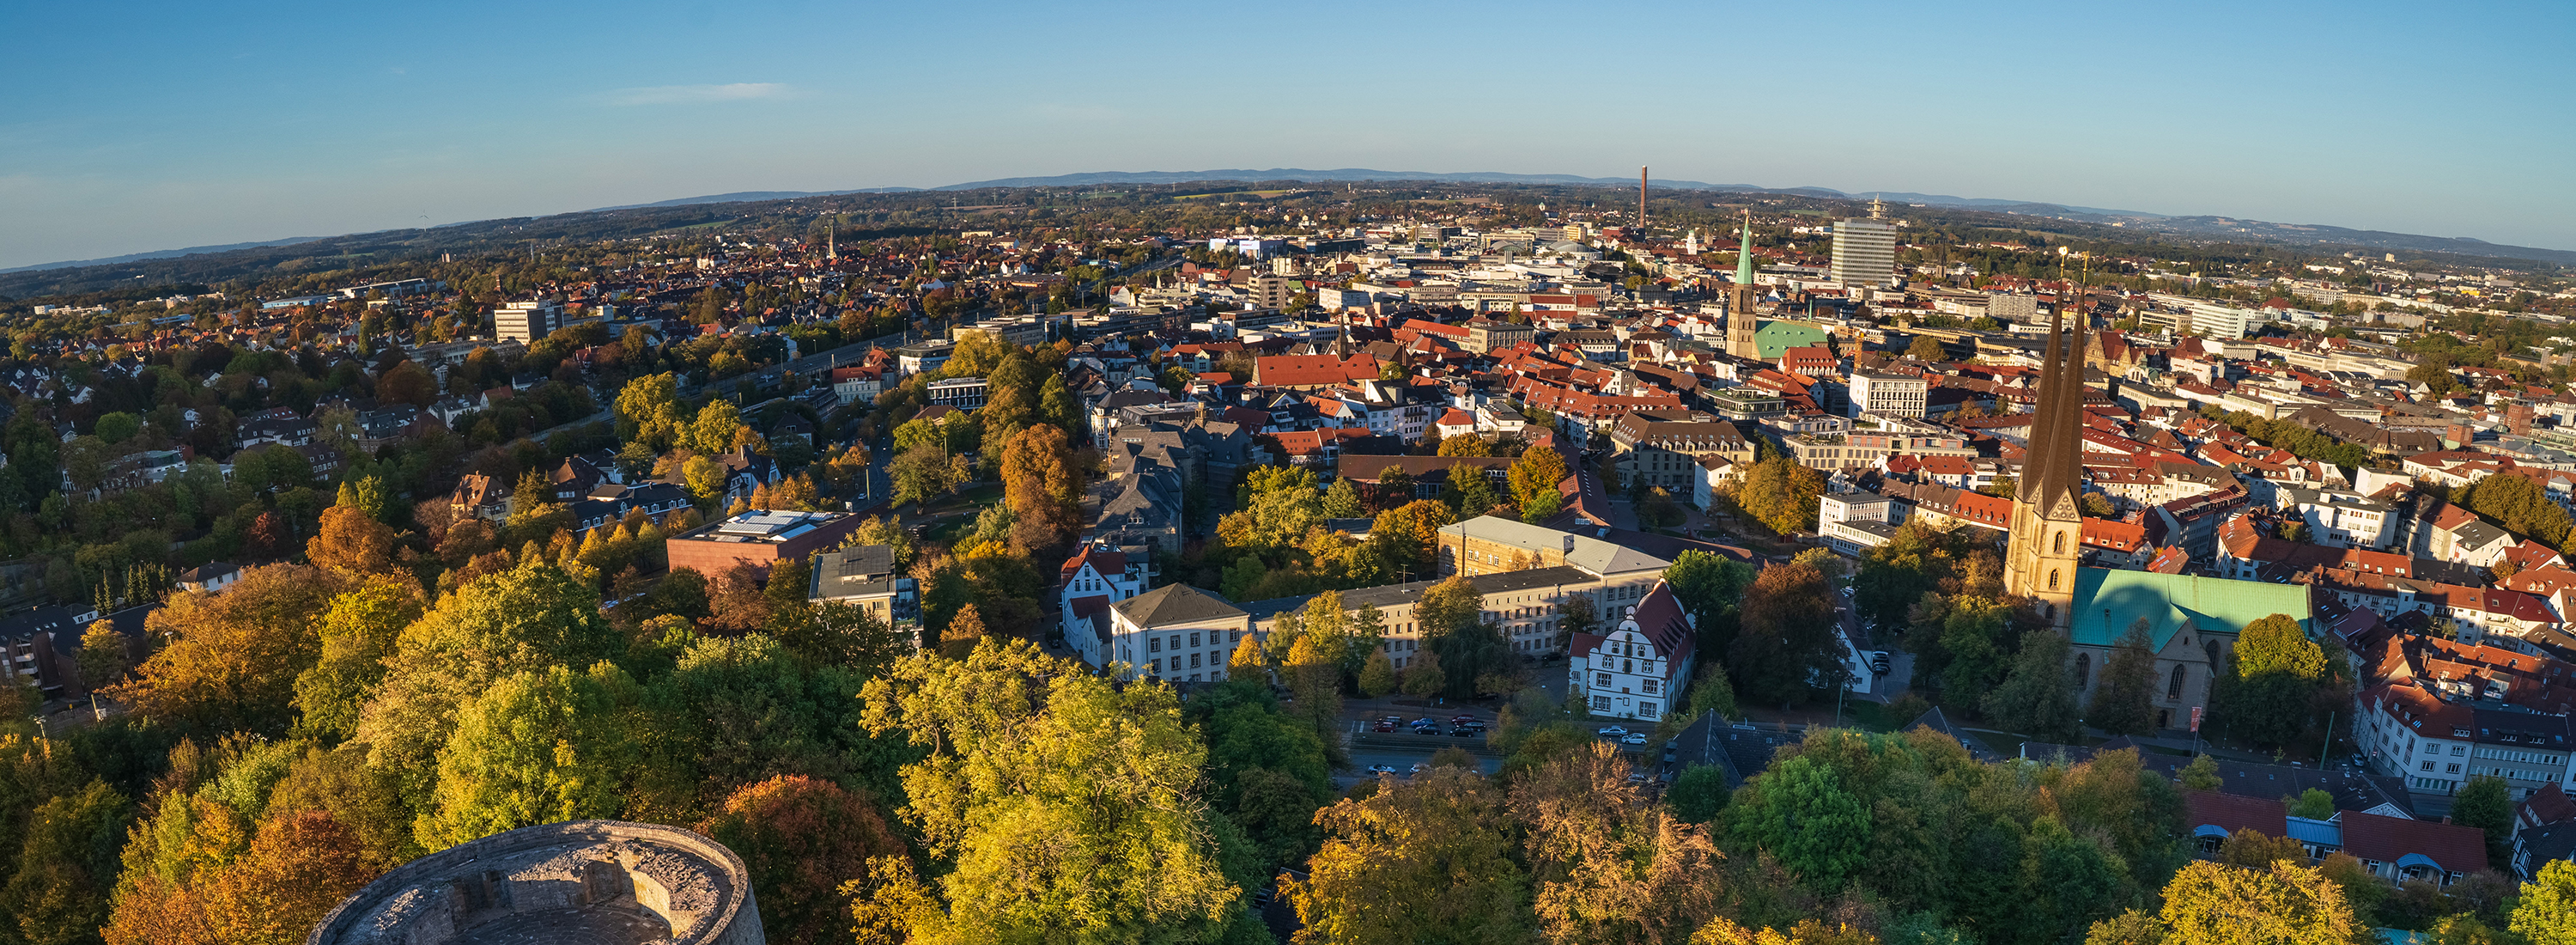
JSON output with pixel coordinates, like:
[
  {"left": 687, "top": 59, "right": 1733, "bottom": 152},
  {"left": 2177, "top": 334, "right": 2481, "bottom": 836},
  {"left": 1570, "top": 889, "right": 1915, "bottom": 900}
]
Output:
[
  {"left": 2183, "top": 790, "right": 2288, "bottom": 838},
  {"left": 2339, "top": 810, "right": 2488, "bottom": 875}
]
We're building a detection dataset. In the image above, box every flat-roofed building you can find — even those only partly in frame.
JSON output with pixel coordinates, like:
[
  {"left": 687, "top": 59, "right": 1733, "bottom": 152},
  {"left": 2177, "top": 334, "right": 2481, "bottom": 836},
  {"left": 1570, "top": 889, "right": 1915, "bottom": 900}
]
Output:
[
  {"left": 666, "top": 509, "right": 866, "bottom": 576},
  {"left": 1850, "top": 370, "right": 1929, "bottom": 418},
  {"left": 809, "top": 543, "right": 921, "bottom": 645}
]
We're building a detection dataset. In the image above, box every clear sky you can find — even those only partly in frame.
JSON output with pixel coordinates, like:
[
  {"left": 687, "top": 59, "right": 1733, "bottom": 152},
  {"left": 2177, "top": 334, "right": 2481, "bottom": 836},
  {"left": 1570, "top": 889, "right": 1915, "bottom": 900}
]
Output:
[{"left": 4, "top": 0, "right": 2571, "bottom": 271}]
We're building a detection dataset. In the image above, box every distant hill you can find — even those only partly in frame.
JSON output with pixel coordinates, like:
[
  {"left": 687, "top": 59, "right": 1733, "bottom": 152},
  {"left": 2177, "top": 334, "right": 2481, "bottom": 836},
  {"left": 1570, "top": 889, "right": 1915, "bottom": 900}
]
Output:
[
  {"left": 0, "top": 236, "right": 327, "bottom": 276},
  {"left": 8, "top": 168, "right": 2567, "bottom": 300},
  {"left": 592, "top": 187, "right": 920, "bottom": 210}
]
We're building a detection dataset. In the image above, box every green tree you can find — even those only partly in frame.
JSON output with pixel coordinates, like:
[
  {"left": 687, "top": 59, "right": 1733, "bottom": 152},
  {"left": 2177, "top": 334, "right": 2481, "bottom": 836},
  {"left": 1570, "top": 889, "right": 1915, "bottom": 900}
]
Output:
[
  {"left": 1726, "top": 753, "right": 1870, "bottom": 891},
  {"left": 1731, "top": 561, "right": 1844, "bottom": 706},
  {"left": 355, "top": 559, "right": 622, "bottom": 808},
  {"left": 1983, "top": 627, "right": 2081, "bottom": 742},
  {"left": 2158, "top": 860, "right": 2358, "bottom": 945},
  {"left": 1358, "top": 649, "right": 1398, "bottom": 697},
  {"left": 2087, "top": 622, "right": 2160, "bottom": 737},
  {"left": 2512, "top": 859, "right": 2576, "bottom": 945},
  {"left": 2222, "top": 613, "right": 2325, "bottom": 749},
  {"left": 289, "top": 577, "right": 424, "bottom": 741},
  {"left": 2285, "top": 789, "right": 2336, "bottom": 820},
  {"left": 1664, "top": 550, "right": 1755, "bottom": 656},
  {"left": 1321, "top": 477, "right": 1366, "bottom": 519},
  {"left": 1668, "top": 765, "right": 1729, "bottom": 825},
  {"left": 2452, "top": 775, "right": 2512, "bottom": 870},
  {"left": 418, "top": 662, "right": 641, "bottom": 850},
  {"left": 1, "top": 779, "right": 132, "bottom": 945},
  {"left": 854, "top": 639, "right": 1250, "bottom": 943}
]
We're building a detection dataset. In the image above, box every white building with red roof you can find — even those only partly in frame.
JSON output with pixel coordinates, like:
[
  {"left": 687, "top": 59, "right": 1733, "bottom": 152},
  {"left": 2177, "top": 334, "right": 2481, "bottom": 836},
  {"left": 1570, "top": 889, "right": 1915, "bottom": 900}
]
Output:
[
  {"left": 1568, "top": 580, "right": 1697, "bottom": 722},
  {"left": 1060, "top": 543, "right": 1152, "bottom": 670}
]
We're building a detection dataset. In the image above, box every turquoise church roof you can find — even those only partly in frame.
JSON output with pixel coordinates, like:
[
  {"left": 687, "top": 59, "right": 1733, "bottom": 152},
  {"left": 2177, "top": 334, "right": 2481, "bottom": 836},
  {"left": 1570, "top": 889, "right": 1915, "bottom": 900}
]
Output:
[{"left": 2070, "top": 567, "right": 2312, "bottom": 650}]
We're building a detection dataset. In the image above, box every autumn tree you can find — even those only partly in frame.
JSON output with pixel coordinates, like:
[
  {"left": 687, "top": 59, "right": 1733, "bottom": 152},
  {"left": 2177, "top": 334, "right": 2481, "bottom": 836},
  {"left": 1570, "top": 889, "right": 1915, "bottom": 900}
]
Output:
[
  {"left": 1287, "top": 766, "right": 1528, "bottom": 945},
  {"left": 1513, "top": 741, "right": 1728, "bottom": 944},
  {"left": 697, "top": 776, "right": 902, "bottom": 945},
  {"left": 112, "top": 564, "right": 343, "bottom": 736},
  {"left": 1736, "top": 454, "right": 1826, "bottom": 535},
  {"left": 999, "top": 424, "right": 1081, "bottom": 553},
  {"left": 1510, "top": 445, "right": 1571, "bottom": 522},
  {"left": 854, "top": 639, "right": 1252, "bottom": 943},
  {"left": 940, "top": 602, "right": 987, "bottom": 656},
  {"left": 76, "top": 620, "right": 126, "bottom": 691},
  {"left": 2158, "top": 860, "right": 2358, "bottom": 945}
]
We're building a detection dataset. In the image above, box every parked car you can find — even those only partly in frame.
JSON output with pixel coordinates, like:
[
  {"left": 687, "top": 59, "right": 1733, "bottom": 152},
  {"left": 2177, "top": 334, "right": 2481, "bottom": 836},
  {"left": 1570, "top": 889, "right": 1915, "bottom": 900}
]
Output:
[
  {"left": 1451, "top": 727, "right": 1480, "bottom": 737},
  {"left": 1368, "top": 764, "right": 1398, "bottom": 774},
  {"left": 1413, "top": 718, "right": 1439, "bottom": 729},
  {"left": 1409, "top": 762, "right": 1431, "bottom": 773},
  {"left": 1597, "top": 726, "right": 1628, "bottom": 737},
  {"left": 1621, "top": 733, "right": 1649, "bottom": 746},
  {"left": 1373, "top": 721, "right": 1395, "bottom": 733}
]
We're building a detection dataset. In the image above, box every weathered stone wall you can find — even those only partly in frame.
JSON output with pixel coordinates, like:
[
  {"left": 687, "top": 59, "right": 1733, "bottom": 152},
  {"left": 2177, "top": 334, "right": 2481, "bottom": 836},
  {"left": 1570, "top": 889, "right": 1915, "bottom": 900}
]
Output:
[{"left": 307, "top": 820, "right": 763, "bottom": 945}]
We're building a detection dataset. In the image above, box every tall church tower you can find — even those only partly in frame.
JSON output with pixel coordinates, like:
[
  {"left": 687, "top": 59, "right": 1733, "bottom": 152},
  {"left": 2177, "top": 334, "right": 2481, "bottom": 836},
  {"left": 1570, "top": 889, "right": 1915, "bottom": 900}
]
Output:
[
  {"left": 2003, "top": 287, "right": 2088, "bottom": 628},
  {"left": 1726, "top": 210, "right": 1763, "bottom": 360}
]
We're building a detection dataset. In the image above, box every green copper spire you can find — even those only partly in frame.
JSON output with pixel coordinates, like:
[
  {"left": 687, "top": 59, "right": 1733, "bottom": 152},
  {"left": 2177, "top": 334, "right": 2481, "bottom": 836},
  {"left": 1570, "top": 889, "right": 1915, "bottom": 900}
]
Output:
[{"left": 1734, "top": 210, "right": 1755, "bottom": 286}]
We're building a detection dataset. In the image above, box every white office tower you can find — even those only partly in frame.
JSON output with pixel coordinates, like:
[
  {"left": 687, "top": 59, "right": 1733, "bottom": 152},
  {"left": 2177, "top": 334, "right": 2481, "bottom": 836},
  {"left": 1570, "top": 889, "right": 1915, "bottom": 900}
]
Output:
[
  {"left": 1832, "top": 199, "right": 1899, "bottom": 290},
  {"left": 494, "top": 299, "right": 562, "bottom": 343}
]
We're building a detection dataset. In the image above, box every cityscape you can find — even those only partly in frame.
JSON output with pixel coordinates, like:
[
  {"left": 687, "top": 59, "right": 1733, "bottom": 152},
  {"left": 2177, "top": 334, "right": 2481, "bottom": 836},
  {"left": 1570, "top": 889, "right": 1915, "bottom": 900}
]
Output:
[{"left": 7, "top": 3, "right": 2576, "bottom": 945}]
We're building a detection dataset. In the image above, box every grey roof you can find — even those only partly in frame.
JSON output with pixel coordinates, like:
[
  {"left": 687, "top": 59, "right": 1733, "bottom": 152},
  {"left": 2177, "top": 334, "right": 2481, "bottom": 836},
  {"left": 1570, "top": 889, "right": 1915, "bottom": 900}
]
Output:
[
  {"left": 1115, "top": 584, "right": 1249, "bottom": 628},
  {"left": 1437, "top": 515, "right": 1670, "bottom": 576},
  {"left": 1239, "top": 565, "right": 1601, "bottom": 622}
]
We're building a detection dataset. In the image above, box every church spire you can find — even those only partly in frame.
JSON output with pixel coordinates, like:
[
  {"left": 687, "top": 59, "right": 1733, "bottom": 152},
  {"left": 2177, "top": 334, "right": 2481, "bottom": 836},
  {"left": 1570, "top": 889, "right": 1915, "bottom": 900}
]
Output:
[
  {"left": 2002, "top": 254, "right": 2088, "bottom": 629},
  {"left": 1735, "top": 209, "right": 1756, "bottom": 286}
]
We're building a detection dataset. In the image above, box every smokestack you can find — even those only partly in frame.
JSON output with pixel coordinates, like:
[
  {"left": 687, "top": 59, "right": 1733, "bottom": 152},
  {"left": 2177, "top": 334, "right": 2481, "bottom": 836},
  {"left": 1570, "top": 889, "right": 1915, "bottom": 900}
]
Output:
[{"left": 1638, "top": 167, "right": 1649, "bottom": 230}]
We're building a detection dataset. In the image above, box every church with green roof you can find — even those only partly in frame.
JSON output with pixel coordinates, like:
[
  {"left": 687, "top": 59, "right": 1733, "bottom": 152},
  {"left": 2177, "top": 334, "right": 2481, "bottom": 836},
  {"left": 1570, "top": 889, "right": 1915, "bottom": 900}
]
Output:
[{"left": 2000, "top": 287, "right": 2313, "bottom": 734}]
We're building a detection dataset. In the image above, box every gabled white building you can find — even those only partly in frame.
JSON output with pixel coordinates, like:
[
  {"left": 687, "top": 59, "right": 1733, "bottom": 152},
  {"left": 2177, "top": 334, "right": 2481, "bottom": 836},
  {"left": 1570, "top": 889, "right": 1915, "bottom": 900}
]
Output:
[
  {"left": 1568, "top": 580, "right": 1698, "bottom": 722},
  {"left": 1060, "top": 544, "right": 1152, "bottom": 670}
]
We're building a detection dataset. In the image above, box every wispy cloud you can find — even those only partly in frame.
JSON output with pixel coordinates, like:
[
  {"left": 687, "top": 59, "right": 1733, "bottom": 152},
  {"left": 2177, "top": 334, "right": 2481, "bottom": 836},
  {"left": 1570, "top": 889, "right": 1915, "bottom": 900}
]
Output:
[{"left": 607, "top": 82, "right": 793, "bottom": 106}]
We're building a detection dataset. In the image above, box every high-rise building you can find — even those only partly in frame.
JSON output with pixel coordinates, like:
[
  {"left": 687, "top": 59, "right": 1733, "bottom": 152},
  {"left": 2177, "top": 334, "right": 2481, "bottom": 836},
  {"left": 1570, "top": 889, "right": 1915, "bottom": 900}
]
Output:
[
  {"left": 1832, "top": 199, "right": 1899, "bottom": 290},
  {"left": 494, "top": 299, "right": 561, "bottom": 343}
]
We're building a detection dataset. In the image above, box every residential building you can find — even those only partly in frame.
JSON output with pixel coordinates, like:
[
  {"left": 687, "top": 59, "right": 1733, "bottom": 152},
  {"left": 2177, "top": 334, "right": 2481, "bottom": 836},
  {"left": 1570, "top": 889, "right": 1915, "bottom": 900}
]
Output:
[
  {"left": 1436, "top": 515, "right": 1670, "bottom": 601},
  {"left": 1109, "top": 584, "right": 1252, "bottom": 684},
  {"left": 808, "top": 544, "right": 920, "bottom": 645},
  {"left": 1569, "top": 581, "right": 1697, "bottom": 722},
  {"left": 1608, "top": 412, "right": 1753, "bottom": 493},
  {"left": 1060, "top": 543, "right": 1153, "bottom": 671}
]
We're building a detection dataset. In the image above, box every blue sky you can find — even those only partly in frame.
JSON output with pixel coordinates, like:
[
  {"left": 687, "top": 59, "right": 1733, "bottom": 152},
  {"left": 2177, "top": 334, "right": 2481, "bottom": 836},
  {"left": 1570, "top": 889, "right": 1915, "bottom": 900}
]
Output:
[{"left": 3, "top": 0, "right": 2571, "bottom": 271}]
